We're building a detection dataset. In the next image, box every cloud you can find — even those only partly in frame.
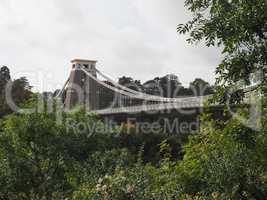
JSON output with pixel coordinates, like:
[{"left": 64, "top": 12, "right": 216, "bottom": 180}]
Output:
[{"left": 0, "top": 0, "right": 221, "bottom": 92}]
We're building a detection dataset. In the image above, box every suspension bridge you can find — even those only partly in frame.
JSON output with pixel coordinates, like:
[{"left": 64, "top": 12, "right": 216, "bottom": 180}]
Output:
[
  {"left": 57, "top": 59, "right": 213, "bottom": 115},
  {"left": 53, "top": 59, "right": 259, "bottom": 134},
  {"left": 55, "top": 59, "right": 213, "bottom": 117}
]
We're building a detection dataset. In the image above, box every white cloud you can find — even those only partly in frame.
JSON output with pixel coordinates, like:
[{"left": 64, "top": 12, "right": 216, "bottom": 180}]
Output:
[{"left": 0, "top": 0, "right": 221, "bottom": 92}]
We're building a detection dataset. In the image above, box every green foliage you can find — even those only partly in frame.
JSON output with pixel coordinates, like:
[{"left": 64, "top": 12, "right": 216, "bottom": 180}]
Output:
[
  {"left": 0, "top": 66, "right": 32, "bottom": 117},
  {"left": 72, "top": 106, "right": 267, "bottom": 200},
  {"left": 175, "top": 2, "right": 267, "bottom": 196},
  {"left": 0, "top": 96, "right": 266, "bottom": 200},
  {"left": 0, "top": 105, "right": 117, "bottom": 199},
  {"left": 177, "top": 108, "right": 267, "bottom": 199},
  {"left": 0, "top": 102, "right": 188, "bottom": 199},
  {"left": 0, "top": 66, "right": 11, "bottom": 91},
  {"left": 189, "top": 78, "right": 214, "bottom": 96},
  {"left": 2, "top": 95, "right": 266, "bottom": 199},
  {"left": 117, "top": 75, "right": 212, "bottom": 98},
  {"left": 178, "top": 0, "right": 267, "bottom": 102},
  {"left": 72, "top": 160, "right": 179, "bottom": 200},
  {"left": 84, "top": 149, "right": 134, "bottom": 178},
  {"left": 0, "top": 113, "right": 73, "bottom": 199}
]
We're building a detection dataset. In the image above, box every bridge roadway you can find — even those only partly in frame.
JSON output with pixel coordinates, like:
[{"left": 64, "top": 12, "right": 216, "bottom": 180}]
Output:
[{"left": 92, "top": 95, "right": 212, "bottom": 115}]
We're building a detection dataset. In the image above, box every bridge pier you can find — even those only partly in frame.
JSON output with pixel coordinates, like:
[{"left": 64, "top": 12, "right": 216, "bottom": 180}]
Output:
[{"left": 64, "top": 59, "right": 99, "bottom": 110}]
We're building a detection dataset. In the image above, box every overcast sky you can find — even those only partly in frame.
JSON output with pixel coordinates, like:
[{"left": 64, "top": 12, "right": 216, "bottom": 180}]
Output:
[{"left": 0, "top": 0, "right": 221, "bottom": 92}]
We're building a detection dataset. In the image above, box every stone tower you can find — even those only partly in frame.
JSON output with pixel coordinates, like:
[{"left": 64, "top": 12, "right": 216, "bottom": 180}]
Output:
[{"left": 64, "top": 59, "right": 99, "bottom": 110}]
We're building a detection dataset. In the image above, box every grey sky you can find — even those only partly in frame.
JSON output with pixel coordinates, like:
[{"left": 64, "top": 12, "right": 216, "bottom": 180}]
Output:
[{"left": 0, "top": 0, "right": 221, "bottom": 92}]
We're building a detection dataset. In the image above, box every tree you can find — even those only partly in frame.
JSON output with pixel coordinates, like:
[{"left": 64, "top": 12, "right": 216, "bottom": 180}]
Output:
[
  {"left": 176, "top": 108, "right": 267, "bottom": 199},
  {"left": 143, "top": 79, "right": 161, "bottom": 96},
  {"left": 178, "top": 0, "right": 267, "bottom": 102},
  {"left": 0, "top": 67, "right": 32, "bottom": 118},
  {"left": 0, "top": 66, "right": 11, "bottom": 117},
  {"left": 0, "top": 106, "right": 122, "bottom": 199},
  {"left": 0, "top": 113, "right": 74, "bottom": 199},
  {"left": 118, "top": 76, "right": 143, "bottom": 91},
  {"left": 189, "top": 78, "right": 214, "bottom": 96},
  {"left": 0, "top": 66, "right": 11, "bottom": 86},
  {"left": 11, "top": 77, "right": 32, "bottom": 106},
  {"left": 143, "top": 75, "right": 182, "bottom": 97},
  {"left": 175, "top": 1, "right": 267, "bottom": 198},
  {"left": 158, "top": 75, "right": 182, "bottom": 97},
  {"left": 0, "top": 66, "right": 11, "bottom": 109}
]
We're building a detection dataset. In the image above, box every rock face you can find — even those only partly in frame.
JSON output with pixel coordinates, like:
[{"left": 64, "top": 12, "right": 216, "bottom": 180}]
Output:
[{"left": 64, "top": 59, "right": 99, "bottom": 110}]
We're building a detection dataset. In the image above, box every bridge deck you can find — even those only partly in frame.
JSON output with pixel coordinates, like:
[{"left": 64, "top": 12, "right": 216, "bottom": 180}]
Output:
[{"left": 92, "top": 96, "right": 211, "bottom": 115}]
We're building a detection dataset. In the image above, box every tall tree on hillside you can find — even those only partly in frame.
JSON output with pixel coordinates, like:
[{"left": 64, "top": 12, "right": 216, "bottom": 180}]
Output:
[
  {"left": 0, "top": 66, "right": 11, "bottom": 84},
  {"left": 176, "top": 86, "right": 194, "bottom": 97},
  {"left": 143, "top": 79, "right": 161, "bottom": 96},
  {"left": 158, "top": 74, "right": 182, "bottom": 97},
  {"left": 118, "top": 76, "right": 143, "bottom": 91},
  {"left": 0, "top": 67, "right": 32, "bottom": 117},
  {"left": 143, "top": 75, "right": 182, "bottom": 97},
  {"left": 0, "top": 66, "right": 11, "bottom": 117},
  {"left": 189, "top": 78, "right": 214, "bottom": 96},
  {"left": 12, "top": 77, "right": 32, "bottom": 105},
  {"left": 178, "top": 0, "right": 267, "bottom": 102},
  {"left": 0, "top": 66, "right": 11, "bottom": 94}
]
